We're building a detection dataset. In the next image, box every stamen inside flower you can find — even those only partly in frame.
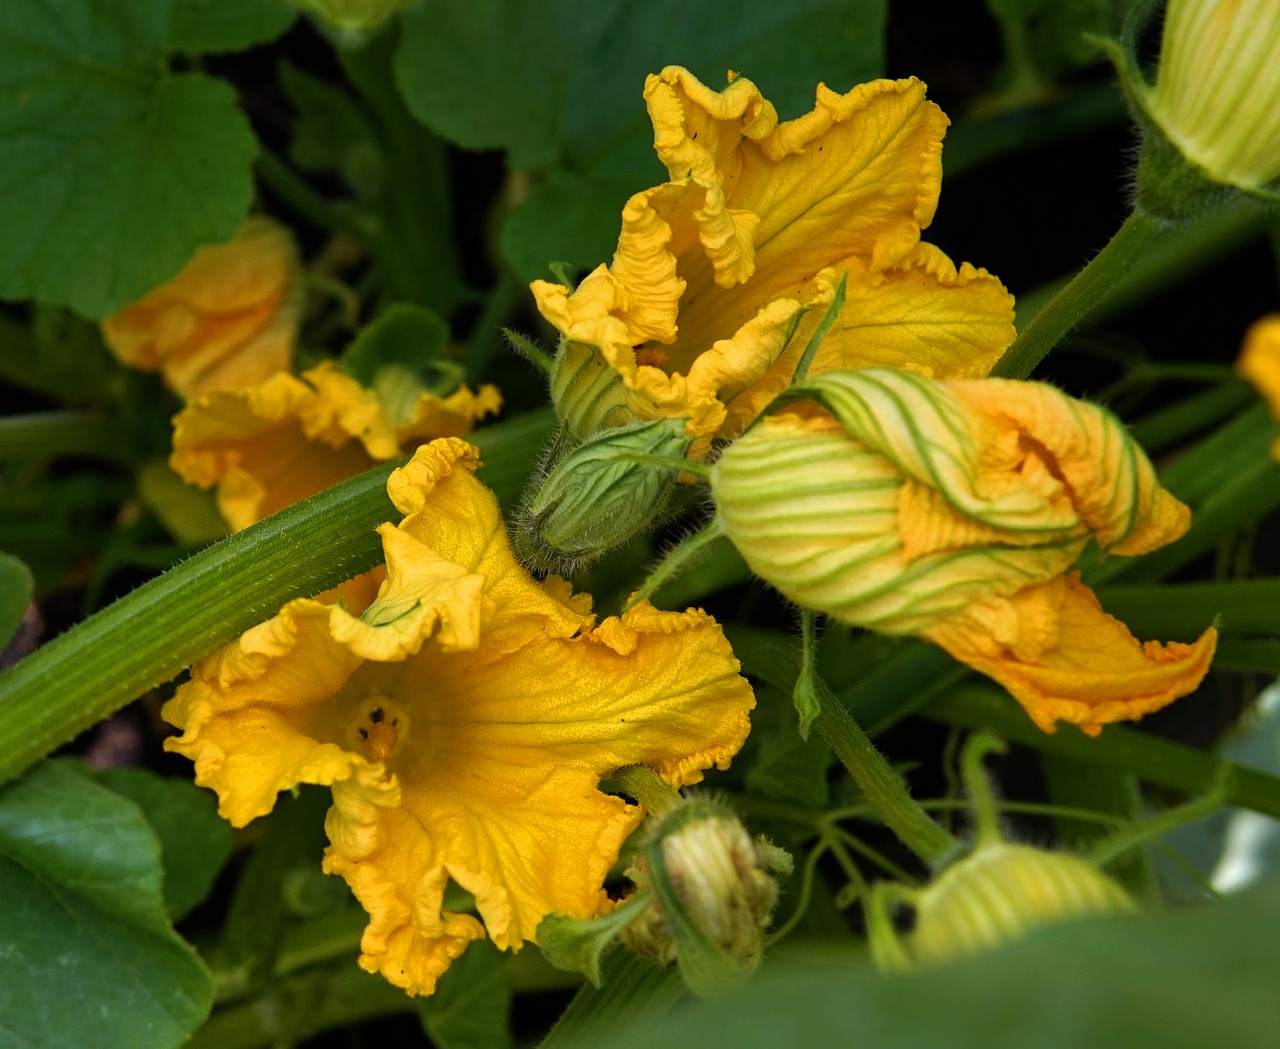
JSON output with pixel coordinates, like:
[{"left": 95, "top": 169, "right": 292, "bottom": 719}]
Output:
[{"left": 349, "top": 698, "right": 411, "bottom": 762}]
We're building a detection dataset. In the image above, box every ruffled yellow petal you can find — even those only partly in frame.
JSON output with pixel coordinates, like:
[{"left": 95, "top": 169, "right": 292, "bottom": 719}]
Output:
[
  {"left": 171, "top": 362, "right": 498, "bottom": 531},
  {"left": 165, "top": 437, "right": 756, "bottom": 994},
  {"left": 1237, "top": 314, "right": 1280, "bottom": 458},
  {"left": 162, "top": 600, "right": 366, "bottom": 825},
  {"left": 101, "top": 217, "right": 301, "bottom": 399},
  {"left": 535, "top": 69, "right": 1011, "bottom": 449},
  {"left": 925, "top": 574, "right": 1218, "bottom": 736}
]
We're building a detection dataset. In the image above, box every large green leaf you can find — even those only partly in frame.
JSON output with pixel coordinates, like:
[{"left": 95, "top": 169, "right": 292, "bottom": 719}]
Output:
[
  {"left": 600, "top": 879, "right": 1280, "bottom": 1049},
  {"left": 168, "top": 0, "right": 296, "bottom": 54},
  {"left": 397, "top": 0, "right": 886, "bottom": 281},
  {"left": 0, "top": 760, "right": 211, "bottom": 1049},
  {"left": 89, "top": 765, "right": 233, "bottom": 921},
  {"left": 417, "top": 940, "right": 514, "bottom": 1049},
  {"left": 397, "top": 0, "right": 885, "bottom": 169},
  {"left": 0, "top": 0, "right": 270, "bottom": 316}
]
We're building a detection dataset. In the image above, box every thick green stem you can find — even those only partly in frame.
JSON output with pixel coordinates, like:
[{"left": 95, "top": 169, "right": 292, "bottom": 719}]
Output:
[
  {"left": 0, "top": 465, "right": 396, "bottom": 785},
  {"left": 611, "top": 765, "right": 682, "bottom": 817},
  {"left": 0, "top": 412, "right": 134, "bottom": 462},
  {"left": 993, "top": 209, "right": 1164, "bottom": 379},
  {"left": 255, "top": 148, "right": 376, "bottom": 242},
  {"left": 539, "top": 951, "right": 683, "bottom": 1049},
  {"left": 813, "top": 676, "right": 961, "bottom": 867},
  {"left": 626, "top": 518, "right": 725, "bottom": 610}
]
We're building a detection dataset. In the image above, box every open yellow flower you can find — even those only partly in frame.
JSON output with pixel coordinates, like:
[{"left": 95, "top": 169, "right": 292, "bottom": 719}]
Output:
[
  {"left": 101, "top": 217, "right": 303, "bottom": 400},
  {"left": 1237, "top": 314, "right": 1280, "bottom": 459},
  {"left": 163, "top": 438, "right": 754, "bottom": 995},
  {"left": 170, "top": 360, "right": 501, "bottom": 532},
  {"left": 711, "top": 369, "right": 1216, "bottom": 735},
  {"left": 532, "top": 68, "right": 1015, "bottom": 453}
]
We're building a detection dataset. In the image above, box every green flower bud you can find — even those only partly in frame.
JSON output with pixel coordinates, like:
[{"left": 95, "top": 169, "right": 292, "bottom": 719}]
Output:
[
  {"left": 550, "top": 340, "right": 643, "bottom": 441},
  {"left": 622, "top": 799, "right": 791, "bottom": 996},
  {"left": 1099, "top": 0, "right": 1280, "bottom": 222},
  {"left": 516, "top": 419, "right": 692, "bottom": 572}
]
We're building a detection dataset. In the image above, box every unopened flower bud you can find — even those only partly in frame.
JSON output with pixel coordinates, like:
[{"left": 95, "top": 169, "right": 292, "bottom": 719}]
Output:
[
  {"left": 550, "top": 340, "right": 642, "bottom": 441},
  {"left": 1103, "top": 0, "right": 1280, "bottom": 221},
  {"left": 622, "top": 800, "right": 790, "bottom": 996},
  {"left": 909, "top": 841, "right": 1135, "bottom": 966},
  {"left": 516, "top": 418, "right": 691, "bottom": 572}
]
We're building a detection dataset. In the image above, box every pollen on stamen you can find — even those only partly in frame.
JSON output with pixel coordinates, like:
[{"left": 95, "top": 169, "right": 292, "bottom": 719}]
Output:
[{"left": 366, "top": 721, "right": 400, "bottom": 761}]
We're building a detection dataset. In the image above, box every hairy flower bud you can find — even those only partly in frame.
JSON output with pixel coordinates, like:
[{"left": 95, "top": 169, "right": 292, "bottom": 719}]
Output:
[
  {"left": 516, "top": 418, "right": 691, "bottom": 572},
  {"left": 551, "top": 339, "right": 641, "bottom": 441},
  {"left": 1101, "top": 0, "right": 1280, "bottom": 220},
  {"left": 622, "top": 800, "right": 790, "bottom": 995}
]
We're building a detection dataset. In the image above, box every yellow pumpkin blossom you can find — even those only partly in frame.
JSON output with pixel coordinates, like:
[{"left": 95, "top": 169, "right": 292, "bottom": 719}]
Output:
[
  {"left": 101, "top": 217, "right": 303, "bottom": 400},
  {"left": 162, "top": 438, "right": 754, "bottom": 995},
  {"left": 170, "top": 360, "right": 501, "bottom": 532},
  {"left": 532, "top": 68, "right": 1015, "bottom": 453},
  {"left": 711, "top": 368, "right": 1216, "bottom": 736},
  {"left": 1237, "top": 314, "right": 1280, "bottom": 459}
]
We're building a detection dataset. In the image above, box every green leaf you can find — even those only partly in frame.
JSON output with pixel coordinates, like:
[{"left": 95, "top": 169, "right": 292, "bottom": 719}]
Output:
[
  {"left": 168, "top": 0, "right": 296, "bottom": 53},
  {"left": 597, "top": 879, "right": 1280, "bottom": 1049},
  {"left": 0, "top": 0, "right": 258, "bottom": 316},
  {"left": 0, "top": 760, "right": 211, "bottom": 1049},
  {"left": 397, "top": 0, "right": 885, "bottom": 171},
  {"left": 502, "top": 169, "right": 655, "bottom": 283},
  {"left": 417, "top": 940, "right": 515, "bottom": 1049},
  {"left": 340, "top": 302, "right": 452, "bottom": 386},
  {"left": 537, "top": 892, "right": 652, "bottom": 987},
  {"left": 0, "top": 550, "right": 33, "bottom": 653},
  {"left": 86, "top": 765, "right": 233, "bottom": 921}
]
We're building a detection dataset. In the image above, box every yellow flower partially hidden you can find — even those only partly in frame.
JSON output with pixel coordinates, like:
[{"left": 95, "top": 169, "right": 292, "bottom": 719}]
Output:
[
  {"left": 170, "top": 360, "right": 501, "bottom": 531},
  {"left": 163, "top": 438, "right": 754, "bottom": 995},
  {"left": 711, "top": 369, "right": 1216, "bottom": 736},
  {"left": 1237, "top": 314, "right": 1280, "bottom": 459},
  {"left": 102, "top": 217, "right": 303, "bottom": 400},
  {"left": 533, "top": 68, "right": 1015, "bottom": 453}
]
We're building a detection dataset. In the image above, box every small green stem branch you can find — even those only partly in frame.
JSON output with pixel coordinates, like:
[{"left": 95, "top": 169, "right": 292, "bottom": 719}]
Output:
[
  {"left": 0, "top": 466, "right": 397, "bottom": 785},
  {"left": 814, "top": 678, "right": 962, "bottom": 868},
  {"left": 993, "top": 209, "right": 1164, "bottom": 379},
  {"left": 626, "top": 518, "right": 725, "bottom": 610},
  {"left": 612, "top": 765, "right": 683, "bottom": 818},
  {"left": 0, "top": 412, "right": 134, "bottom": 462}
]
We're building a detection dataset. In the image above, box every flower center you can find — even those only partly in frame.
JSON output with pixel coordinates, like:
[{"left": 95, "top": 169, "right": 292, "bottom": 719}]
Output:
[{"left": 348, "top": 697, "right": 411, "bottom": 763}]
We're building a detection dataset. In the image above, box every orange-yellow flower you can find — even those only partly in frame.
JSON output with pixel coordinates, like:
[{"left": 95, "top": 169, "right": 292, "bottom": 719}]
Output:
[
  {"left": 169, "top": 360, "right": 501, "bottom": 532},
  {"left": 1237, "top": 314, "right": 1280, "bottom": 459},
  {"left": 101, "top": 217, "right": 303, "bottom": 400},
  {"left": 532, "top": 68, "right": 1015, "bottom": 454},
  {"left": 710, "top": 368, "right": 1216, "bottom": 736},
  {"left": 162, "top": 439, "right": 754, "bottom": 995}
]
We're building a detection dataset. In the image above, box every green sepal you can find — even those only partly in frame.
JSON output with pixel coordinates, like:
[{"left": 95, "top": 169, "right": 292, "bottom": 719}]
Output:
[{"left": 538, "top": 891, "right": 655, "bottom": 987}]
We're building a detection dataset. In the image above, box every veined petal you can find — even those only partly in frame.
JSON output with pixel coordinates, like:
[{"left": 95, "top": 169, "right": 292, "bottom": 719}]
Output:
[{"left": 925, "top": 574, "right": 1217, "bottom": 736}]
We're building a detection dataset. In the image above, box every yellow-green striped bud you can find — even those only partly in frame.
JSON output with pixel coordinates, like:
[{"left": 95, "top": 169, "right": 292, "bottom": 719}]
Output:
[
  {"left": 710, "top": 367, "right": 1178, "bottom": 636},
  {"left": 621, "top": 799, "right": 791, "bottom": 996},
  {"left": 875, "top": 842, "right": 1135, "bottom": 970},
  {"left": 1100, "top": 0, "right": 1280, "bottom": 221},
  {"left": 516, "top": 418, "right": 691, "bottom": 572},
  {"left": 551, "top": 339, "right": 643, "bottom": 441}
]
